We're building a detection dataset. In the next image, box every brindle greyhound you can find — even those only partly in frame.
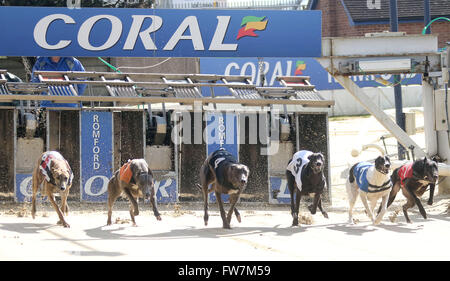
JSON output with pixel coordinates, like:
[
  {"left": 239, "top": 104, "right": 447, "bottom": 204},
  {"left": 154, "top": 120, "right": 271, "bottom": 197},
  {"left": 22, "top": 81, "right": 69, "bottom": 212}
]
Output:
[
  {"left": 31, "top": 151, "right": 73, "bottom": 228},
  {"left": 107, "top": 159, "right": 161, "bottom": 226}
]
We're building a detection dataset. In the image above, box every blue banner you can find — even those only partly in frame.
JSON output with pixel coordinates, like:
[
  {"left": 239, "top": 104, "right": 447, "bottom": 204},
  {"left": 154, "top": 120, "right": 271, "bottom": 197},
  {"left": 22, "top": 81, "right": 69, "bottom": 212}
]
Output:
[
  {"left": 268, "top": 176, "right": 290, "bottom": 205},
  {"left": 80, "top": 111, "right": 113, "bottom": 202},
  {"left": 200, "top": 58, "right": 422, "bottom": 91},
  {"left": 206, "top": 112, "right": 238, "bottom": 203},
  {"left": 0, "top": 7, "right": 321, "bottom": 57},
  {"left": 15, "top": 174, "right": 33, "bottom": 203},
  {"left": 154, "top": 177, "right": 177, "bottom": 204}
]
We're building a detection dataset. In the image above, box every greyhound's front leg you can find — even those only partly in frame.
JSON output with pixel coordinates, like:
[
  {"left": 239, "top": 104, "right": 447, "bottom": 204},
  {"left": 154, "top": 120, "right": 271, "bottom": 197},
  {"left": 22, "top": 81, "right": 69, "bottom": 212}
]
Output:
[
  {"left": 148, "top": 186, "right": 161, "bottom": 221},
  {"left": 427, "top": 184, "right": 435, "bottom": 205},
  {"left": 227, "top": 192, "right": 240, "bottom": 224},
  {"left": 374, "top": 194, "right": 389, "bottom": 225},
  {"left": 308, "top": 192, "right": 321, "bottom": 215},
  {"left": 215, "top": 191, "right": 230, "bottom": 229},
  {"left": 359, "top": 192, "right": 374, "bottom": 223}
]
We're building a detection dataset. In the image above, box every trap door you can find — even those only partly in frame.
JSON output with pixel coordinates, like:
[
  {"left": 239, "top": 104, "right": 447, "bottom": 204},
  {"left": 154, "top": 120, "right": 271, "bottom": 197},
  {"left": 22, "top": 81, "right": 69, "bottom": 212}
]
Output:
[
  {"left": 205, "top": 111, "right": 238, "bottom": 203},
  {"left": 239, "top": 112, "right": 269, "bottom": 202},
  {"left": 48, "top": 110, "right": 80, "bottom": 196},
  {"left": 0, "top": 109, "right": 15, "bottom": 198},
  {"left": 177, "top": 111, "right": 206, "bottom": 201}
]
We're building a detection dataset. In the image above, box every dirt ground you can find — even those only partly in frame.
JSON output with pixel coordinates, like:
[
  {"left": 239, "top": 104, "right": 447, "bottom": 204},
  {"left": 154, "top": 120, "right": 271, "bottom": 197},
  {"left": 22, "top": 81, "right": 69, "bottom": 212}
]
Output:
[{"left": 1, "top": 108, "right": 450, "bottom": 261}]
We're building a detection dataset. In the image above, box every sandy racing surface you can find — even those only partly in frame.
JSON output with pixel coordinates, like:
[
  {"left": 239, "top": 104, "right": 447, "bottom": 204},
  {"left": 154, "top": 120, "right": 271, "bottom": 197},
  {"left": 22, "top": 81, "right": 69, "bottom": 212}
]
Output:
[
  {"left": 1, "top": 109, "right": 450, "bottom": 261},
  {"left": 1, "top": 197, "right": 450, "bottom": 261}
]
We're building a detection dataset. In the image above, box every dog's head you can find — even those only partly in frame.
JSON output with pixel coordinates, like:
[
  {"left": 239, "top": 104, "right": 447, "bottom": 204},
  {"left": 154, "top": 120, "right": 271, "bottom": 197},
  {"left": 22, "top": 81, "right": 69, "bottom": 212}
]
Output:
[
  {"left": 50, "top": 160, "right": 71, "bottom": 191},
  {"left": 374, "top": 155, "right": 391, "bottom": 175},
  {"left": 130, "top": 159, "right": 154, "bottom": 198},
  {"left": 227, "top": 163, "right": 250, "bottom": 191},
  {"left": 413, "top": 157, "right": 439, "bottom": 183},
  {"left": 308, "top": 152, "right": 325, "bottom": 174}
]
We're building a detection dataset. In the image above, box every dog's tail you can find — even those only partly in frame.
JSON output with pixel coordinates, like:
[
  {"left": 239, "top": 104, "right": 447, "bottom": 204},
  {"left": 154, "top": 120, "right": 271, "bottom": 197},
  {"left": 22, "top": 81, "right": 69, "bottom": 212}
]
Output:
[
  {"left": 348, "top": 163, "right": 357, "bottom": 183},
  {"left": 391, "top": 167, "right": 401, "bottom": 185}
]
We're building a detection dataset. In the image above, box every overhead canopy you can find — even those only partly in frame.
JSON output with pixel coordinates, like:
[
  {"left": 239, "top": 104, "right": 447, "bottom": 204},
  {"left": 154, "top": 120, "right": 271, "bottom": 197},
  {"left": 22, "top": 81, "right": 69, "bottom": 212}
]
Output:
[{"left": 0, "top": 70, "right": 334, "bottom": 108}]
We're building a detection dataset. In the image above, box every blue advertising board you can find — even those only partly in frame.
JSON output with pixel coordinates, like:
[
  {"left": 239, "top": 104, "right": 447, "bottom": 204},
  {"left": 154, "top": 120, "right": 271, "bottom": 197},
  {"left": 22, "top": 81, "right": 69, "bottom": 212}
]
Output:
[
  {"left": 269, "top": 176, "right": 291, "bottom": 204},
  {"left": 0, "top": 7, "right": 321, "bottom": 57},
  {"left": 154, "top": 177, "right": 178, "bottom": 204},
  {"left": 80, "top": 111, "right": 113, "bottom": 202},
  {"left": 15, "top": 173, "right": 43, "bottom": 203},
  {"left": 200, "top": 58, "right": 422, "bottom": 91},
  {"left": 206, "top": 112, "right": 238, "bottom": 203}
]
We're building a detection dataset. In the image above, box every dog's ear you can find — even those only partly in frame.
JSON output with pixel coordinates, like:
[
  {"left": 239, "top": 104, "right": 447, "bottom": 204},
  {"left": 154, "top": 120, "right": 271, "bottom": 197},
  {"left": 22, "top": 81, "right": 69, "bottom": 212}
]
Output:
[
  {"left": 385, "top": 155, "right": 390, "bottom": 162},
  {"left": 308, "top": 154, "right": 315, "bottom": 161}
]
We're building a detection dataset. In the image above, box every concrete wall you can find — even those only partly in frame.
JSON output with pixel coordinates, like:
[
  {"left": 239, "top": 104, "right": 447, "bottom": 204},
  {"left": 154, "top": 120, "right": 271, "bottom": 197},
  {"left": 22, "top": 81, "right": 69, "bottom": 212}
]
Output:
[
  {"left": 145, "top": 145, "right": 172, "bottom": 171},
  {"left": 321, "top": 85, "right": 423, "bottom": 117},
  {"left": 269, "top": 142, "right": 294, "bottom": 176},
  {"left": 16, "top": 138, "right": 44, "bottom": 173}
]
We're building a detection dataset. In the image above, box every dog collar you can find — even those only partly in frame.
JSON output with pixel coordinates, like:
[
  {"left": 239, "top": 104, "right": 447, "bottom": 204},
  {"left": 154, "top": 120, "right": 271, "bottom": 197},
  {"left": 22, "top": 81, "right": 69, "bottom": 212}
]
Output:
[{"left": 375, "top": 167, "right": 389, "bottom": 175}]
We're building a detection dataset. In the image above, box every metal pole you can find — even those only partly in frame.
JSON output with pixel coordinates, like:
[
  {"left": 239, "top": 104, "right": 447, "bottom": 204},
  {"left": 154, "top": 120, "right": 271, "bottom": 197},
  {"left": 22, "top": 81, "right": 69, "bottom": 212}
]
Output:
[
  {"left": 424, "top": 0, "right": 431, "bottom": 34},
  {"left": 390, "top": 0, "right": 406, "bottom": 159}
]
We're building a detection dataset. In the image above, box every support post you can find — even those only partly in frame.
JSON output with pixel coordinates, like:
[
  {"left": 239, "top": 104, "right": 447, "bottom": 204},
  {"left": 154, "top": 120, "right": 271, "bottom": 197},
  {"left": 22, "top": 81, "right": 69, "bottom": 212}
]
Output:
[
  {"left": 390, "top": 0, "right": 406, "bottom": 159},
  {"left": 333, "top": 75, "right": 426, "bottom": 158},
  {"left": 422, "top": 80, "right": 438, "bottom": 155}
]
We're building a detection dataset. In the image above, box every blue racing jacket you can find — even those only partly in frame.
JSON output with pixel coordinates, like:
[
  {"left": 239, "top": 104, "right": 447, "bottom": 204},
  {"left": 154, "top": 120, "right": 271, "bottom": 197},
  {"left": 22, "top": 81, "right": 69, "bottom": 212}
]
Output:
[
  {"left": 31, "top": 57, "right": 86, "bottom": 107},
  {"left": 353, "top": 162, "right": 373, "bottom": 192}
]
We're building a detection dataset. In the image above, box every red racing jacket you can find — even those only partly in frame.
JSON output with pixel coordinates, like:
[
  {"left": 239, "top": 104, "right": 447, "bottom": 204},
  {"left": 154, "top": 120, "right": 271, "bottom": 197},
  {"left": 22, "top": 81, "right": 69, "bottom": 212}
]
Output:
[{"left": 398, "top": 163, "right": 413, "bottom": 188}]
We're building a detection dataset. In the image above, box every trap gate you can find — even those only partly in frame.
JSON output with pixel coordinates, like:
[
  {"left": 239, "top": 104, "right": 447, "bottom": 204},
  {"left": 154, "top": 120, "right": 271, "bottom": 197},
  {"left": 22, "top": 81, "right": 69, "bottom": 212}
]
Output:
[{"left": 0, "top": 70, "right": 333, "bottom": 204}]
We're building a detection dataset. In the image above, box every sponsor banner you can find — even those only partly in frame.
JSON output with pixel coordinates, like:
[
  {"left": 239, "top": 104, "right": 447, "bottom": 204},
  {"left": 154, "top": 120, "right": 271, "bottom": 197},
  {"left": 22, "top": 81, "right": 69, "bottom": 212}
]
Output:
[
  {"left": 200, "top": 58, "right": 422, "bottom": 92},
  {"left": 154, "top": 177, "right": 178, "bottom": 204},
  {"left": 80, "top": 111, "right": 113, "bottom": 202},
  {"left": 206, "top": 112, "right": 238, "bottom": 203},
  {"left": 269, "top": 176, "right": 290, "bottom": 204},
  {"left": 0, "top": 7, "right": 321, "bottom": 57},
  {"left": 15, "top": 173, "right": 49, "bottom": 203}
]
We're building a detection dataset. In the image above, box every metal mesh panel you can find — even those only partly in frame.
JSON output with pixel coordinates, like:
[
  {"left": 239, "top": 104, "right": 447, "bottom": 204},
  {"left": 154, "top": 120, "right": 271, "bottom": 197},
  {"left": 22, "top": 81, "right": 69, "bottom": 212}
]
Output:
[
  {"left": 172, "top": 86, "right": 202, "bottom": 98},
  {"left": 0, "top": 84, "right": 9, "bottom": 95},
  {"left": 230, "top": 87, "right": 261, "bottom": 99},
  {"left": 294, "top": 90, "right": 326, "bottom": 101},
  {"left": 108, "top": 85, "right": 138, "bottom": 97}
]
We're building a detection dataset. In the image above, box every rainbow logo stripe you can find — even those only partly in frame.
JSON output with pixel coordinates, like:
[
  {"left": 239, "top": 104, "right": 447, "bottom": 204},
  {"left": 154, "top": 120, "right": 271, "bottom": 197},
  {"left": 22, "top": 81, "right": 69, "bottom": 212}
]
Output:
[
  {"left": 236, "top": 16, "right": 268, "bottom": 40},
  {"left": 295, "top": 60, "right": 306, "bottom": 75}
]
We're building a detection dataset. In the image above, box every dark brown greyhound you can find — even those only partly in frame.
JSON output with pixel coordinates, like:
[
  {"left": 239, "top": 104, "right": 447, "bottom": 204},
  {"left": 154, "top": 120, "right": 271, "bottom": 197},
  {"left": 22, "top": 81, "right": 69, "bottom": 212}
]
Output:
[
  {"left": 31, "top": 151, "right": 74, "bottom": 228},
  {"left": 199, "top": 148, "right": 249, "bottom": 229},
  {"left": 380, "top": 157, "right": 438, "bottom": 223},
  {"left": 286, "top": 150, "right": 328, "bottom": 226},
  {"left": 107, "top": 159, "right": 161, "bottom": 226}
]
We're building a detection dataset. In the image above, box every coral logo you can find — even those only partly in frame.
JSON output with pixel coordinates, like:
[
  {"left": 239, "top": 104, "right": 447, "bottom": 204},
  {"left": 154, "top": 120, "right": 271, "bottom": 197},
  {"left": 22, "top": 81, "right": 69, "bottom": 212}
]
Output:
[
  {"left": 236, "top": 16, "right": 268, "bottom": 40},
  {"left": 295, "top": 60, "right": 306, "bottom": 75}
]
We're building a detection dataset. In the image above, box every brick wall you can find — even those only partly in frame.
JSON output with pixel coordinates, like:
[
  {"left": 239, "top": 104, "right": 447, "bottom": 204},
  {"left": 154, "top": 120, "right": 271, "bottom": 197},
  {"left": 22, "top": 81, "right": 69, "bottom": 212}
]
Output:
[{"left": 315, "top": 0, "right": 450, "bottom": 48}]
